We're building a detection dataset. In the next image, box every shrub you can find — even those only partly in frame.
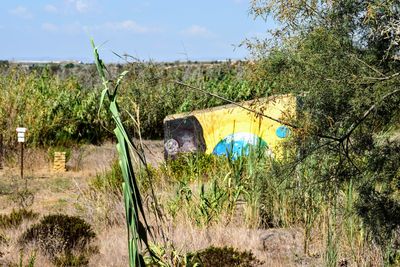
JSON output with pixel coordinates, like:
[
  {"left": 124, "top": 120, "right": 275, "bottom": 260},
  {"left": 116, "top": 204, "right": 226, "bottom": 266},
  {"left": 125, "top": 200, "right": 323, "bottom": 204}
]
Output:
[
  {"left": 0, "top": 209, "right": 38, "bottom": 229},
  {"left": 9, "top": 189, "right": 36, "bottom": 210},
  {"left": 53, "top": 252, "right": 90, "bottom": 266},
  {"left": 188, "top": 246, "right": 263, "bottom": 267},
  {"left": 19, "top": 214, "right": 97, "bottom": 264},
  {"left": 90, "top": 160, "right": 123, "bottom": 194},
  {"left": 163, "top": 153, "right": 221, "bottom": 183}
]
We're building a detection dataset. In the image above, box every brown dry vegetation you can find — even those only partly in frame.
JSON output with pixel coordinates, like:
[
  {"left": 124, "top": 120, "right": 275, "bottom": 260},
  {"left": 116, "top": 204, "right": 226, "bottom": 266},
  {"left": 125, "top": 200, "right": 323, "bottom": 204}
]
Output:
[
  {"left": 0, "top": 141, "right": 385, "bottom": 266},
  {"left": 0, "top": 145, "right": 251, "bottom": 266}
]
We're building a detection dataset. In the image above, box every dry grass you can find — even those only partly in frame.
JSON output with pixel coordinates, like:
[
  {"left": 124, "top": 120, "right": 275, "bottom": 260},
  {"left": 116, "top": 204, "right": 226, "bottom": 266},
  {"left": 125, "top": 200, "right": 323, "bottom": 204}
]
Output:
[
  {"left": 0, "top": 143, "right": 386, "bottom": 266},
  {"left": 164, "top": 223, "right": 307, "bottom": 266},
  {"left": 90, "top": 226, "right": 129, "bottom": 267},
  {"left": 0, "top": 220, "right": 52, "bottom": 266}
]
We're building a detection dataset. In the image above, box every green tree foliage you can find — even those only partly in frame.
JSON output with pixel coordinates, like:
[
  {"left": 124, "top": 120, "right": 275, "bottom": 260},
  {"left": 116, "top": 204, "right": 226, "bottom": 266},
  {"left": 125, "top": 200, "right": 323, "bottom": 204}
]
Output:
[
  {"left": 0, "top": 67, "right": 112, "bottom": 147},
  {"left": 248, "top": 0, "right": 400, "bottom": 262},
  {"left": 0, "top": 61, "right": 259, "bottom": 148}
]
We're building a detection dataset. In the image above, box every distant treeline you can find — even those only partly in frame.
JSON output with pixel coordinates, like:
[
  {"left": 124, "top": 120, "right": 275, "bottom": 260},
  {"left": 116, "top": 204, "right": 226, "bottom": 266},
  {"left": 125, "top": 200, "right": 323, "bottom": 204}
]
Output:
[{"left": 0, "top": 60, "right": 268, "bottom": 147}]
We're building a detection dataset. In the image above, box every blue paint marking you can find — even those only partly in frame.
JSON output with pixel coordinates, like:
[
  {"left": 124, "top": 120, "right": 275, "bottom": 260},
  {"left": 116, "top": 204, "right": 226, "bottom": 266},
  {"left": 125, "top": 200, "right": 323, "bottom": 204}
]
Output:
[
  {"left": 212, "top": 133, "right": 267, "bottom": 160},
  {"left": 276, "top": 126, "right": 290, "bottom": 138}
]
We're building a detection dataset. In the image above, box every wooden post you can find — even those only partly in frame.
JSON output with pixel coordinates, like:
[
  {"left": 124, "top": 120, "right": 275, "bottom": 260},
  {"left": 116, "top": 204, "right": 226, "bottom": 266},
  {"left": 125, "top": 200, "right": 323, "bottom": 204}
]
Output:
[
  {"left": 0, "top": 133, "right": 3, "bottom": 170},
  {"left": 21, "top": 142, "right": 25, "bottom": 189},
  {"left": 16, "top": 127, "right": 27, "bottom": 189}
]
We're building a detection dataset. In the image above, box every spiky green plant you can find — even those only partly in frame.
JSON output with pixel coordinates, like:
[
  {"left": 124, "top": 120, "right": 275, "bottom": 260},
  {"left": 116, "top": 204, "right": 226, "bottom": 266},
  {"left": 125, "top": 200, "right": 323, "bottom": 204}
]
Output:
[{"left": 91, "top": 40, "right": 155, "bottom": 267}]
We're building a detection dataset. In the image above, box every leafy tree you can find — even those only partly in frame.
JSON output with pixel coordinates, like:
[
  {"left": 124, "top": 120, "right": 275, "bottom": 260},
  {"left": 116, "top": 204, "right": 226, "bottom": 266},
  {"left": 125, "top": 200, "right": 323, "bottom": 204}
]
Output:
[{"left": 247, "top": 0, "right": 400, "bottom": 262}]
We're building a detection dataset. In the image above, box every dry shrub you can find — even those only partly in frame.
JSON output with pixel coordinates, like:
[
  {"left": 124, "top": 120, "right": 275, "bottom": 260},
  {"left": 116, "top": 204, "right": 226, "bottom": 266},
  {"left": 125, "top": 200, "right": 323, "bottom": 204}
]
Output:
[
  {"left": 189, "top": 246, "right": 263, "bottom": 267},
  {"left": 19, "top": 214, "right": 97, "bottom": 266}
]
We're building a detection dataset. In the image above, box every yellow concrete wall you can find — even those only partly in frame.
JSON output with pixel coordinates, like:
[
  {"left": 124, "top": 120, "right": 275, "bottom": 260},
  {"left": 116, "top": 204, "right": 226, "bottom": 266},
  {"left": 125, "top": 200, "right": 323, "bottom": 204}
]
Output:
[
  {"left": 193, "top": 95, "right": 296, "bottom": 154},
  {"left": 164, "top": 94, "right": 296, "bottom": 157}
]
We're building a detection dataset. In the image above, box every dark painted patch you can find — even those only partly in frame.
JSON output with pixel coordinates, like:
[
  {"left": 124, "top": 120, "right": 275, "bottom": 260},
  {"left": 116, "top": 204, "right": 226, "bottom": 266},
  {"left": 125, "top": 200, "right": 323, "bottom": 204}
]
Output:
[{"left": 164, "top": 116, "right": 206, "bottom": 159}]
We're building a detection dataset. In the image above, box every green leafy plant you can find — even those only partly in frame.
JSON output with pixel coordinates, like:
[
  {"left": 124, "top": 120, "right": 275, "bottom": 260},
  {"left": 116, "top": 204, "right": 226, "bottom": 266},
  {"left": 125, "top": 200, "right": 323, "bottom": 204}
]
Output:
[
  {"left": 92, "top": 40, "right": 157, "bottom": 267},
  {"left": 90, "top": 159, "right": 123, "bottom": 195}
]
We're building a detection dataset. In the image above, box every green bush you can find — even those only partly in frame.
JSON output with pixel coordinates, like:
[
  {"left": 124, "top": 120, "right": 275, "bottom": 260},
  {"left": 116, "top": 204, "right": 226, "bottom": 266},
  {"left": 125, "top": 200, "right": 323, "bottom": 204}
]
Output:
[
  {"left": 19, "top": 214, "right": 97, "bottom": 264},
  {"left": 90, "top": 160, "right": 123, "bottom": 194},
  {"left": 0, "top": 67, "right": 112, "bottom": 148},
  {"left": 163, "top": 153, "right": 221, "bottom": 183},
  {"left": 188, "top": 246, "right": 263, "bottom": 267},
  {"left": 0, "top": 209, "right": 38, "bottom": 229}
]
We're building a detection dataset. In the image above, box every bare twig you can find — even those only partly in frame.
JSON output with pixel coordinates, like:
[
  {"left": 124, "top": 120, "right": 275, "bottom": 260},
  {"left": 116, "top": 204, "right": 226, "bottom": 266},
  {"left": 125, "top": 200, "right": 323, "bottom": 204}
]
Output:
[
  {"left": 349, "top": 54, "right": 385, "bottom": 77},
  {"left": 362, "top": 72, "right": 400, "bottom": 81}
]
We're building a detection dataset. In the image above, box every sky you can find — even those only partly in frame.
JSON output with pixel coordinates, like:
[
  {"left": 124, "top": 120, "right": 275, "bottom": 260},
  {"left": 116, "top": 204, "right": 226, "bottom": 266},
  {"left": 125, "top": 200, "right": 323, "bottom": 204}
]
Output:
[{"left": 0, "top": 0, "right": 274, "bottom": 63}]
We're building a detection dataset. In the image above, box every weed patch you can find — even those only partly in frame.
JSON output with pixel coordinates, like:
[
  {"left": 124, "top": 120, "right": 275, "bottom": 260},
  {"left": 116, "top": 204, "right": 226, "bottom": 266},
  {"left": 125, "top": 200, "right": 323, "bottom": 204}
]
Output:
[{"left": 0, "top": 209, "right": 38, "bottom": 229}]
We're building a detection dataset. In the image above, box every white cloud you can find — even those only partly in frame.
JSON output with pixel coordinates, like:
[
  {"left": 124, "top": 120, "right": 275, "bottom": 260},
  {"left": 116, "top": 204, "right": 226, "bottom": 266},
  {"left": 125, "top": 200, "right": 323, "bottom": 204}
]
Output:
[
  {"left": 9, "top": 6, "right": 33, "bottom": 19},
  {"left": 181, "top": 25, "right": 213, "bottom": 38},
  {"left": 38, "top": 20, "right": 157, "bottom": 35},
  {"left": 76, "top": 0, "right": 89, "bottom": 12},
  {"left": 66, "top": 0, "right": 90, "bottom": 13},
  {"left": 44, "top": 4, "right": 58, "bottom": 13},
  {"left": 100, "top": 20, "right": 157, "bottom": 33},
  {"left": 42, "top": 23, "right": 59, "bottom": 32}
]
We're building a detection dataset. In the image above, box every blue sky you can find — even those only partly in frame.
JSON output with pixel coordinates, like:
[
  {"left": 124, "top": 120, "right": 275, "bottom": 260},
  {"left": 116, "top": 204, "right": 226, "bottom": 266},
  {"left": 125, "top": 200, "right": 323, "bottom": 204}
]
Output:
[{"left": 0, "top": 0, "right": 273, "bottom": 62}]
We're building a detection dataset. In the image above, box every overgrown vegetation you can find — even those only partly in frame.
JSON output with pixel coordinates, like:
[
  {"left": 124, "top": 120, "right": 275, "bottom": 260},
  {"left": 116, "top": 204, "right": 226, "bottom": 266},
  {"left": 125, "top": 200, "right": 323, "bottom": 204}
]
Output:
[
  {"left": 0, "top": 1, "right": 399, "bottom": 266},
  {"left": 0, "top": 68, "right": 110, "bottom": 147},
  {"left": 0, "top": 60, "right": 256, "bottom": 149}
]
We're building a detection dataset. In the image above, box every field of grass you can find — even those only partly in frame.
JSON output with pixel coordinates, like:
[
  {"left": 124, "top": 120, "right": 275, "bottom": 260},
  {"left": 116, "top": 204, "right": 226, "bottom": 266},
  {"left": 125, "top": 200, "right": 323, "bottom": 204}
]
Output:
[{"left": 0, "top": 142, "right": 387, "bottom": 266}]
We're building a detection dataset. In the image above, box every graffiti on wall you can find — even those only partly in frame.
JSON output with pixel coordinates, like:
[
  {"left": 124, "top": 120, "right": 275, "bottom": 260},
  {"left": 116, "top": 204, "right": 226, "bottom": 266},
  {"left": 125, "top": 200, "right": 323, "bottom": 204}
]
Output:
[{"left": 164, "top": 94, "right": 296, "bottom": 159}]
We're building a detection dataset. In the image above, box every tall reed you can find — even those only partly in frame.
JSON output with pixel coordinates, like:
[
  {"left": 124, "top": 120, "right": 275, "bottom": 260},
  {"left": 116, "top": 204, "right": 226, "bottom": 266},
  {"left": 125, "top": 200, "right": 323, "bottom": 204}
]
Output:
[{"left": 92, "top": 40, "right": 155, "bottom": 266}]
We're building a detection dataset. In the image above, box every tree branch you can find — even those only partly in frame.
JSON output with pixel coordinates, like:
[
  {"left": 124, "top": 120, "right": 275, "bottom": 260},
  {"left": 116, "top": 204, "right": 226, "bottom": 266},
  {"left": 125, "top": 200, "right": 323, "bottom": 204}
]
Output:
[
  {"left": 175, "top": 80, "right": 299, "bottom": 128},
  {"left": 339, "top": 88, "right": 400, "bottom": 142}
]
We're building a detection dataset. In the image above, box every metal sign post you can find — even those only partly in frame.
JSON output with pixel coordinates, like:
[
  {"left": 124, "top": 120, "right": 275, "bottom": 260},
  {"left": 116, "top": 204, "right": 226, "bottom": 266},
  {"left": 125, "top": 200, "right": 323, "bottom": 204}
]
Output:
[{"left": 16, "top": 128, "right": 27, "bottom": 183}]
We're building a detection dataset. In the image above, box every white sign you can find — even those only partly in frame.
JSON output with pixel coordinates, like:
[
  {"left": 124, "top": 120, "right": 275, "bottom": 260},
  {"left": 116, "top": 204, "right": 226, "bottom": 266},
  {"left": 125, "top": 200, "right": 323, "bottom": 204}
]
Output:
[
  {"left": 16, "top": 128, "right": 27, "bottom": 133},
  {"left": 16, "top": 127, "right": 27, "bottom": 143}
]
